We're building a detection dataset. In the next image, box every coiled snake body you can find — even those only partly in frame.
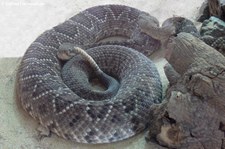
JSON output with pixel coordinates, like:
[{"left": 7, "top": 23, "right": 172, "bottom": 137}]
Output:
[{"left": 16, "top": 5, "right": 162, "bottom": 144}]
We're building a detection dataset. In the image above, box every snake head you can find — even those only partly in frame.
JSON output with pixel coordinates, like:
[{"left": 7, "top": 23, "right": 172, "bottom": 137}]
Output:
[
  {"left": 138, "top": 11, "right": 159, "bottom": 29},
  {"left": 57, "top": 43, "right": 81, "bottom": 60},
  {"left": 137, "top": 12, "right": 175, "bottom": 46}
]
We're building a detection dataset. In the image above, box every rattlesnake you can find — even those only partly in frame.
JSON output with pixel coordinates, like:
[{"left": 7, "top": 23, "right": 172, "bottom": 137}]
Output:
[{"left": 16, "top": 5, "right": 162, "bottom": 144}]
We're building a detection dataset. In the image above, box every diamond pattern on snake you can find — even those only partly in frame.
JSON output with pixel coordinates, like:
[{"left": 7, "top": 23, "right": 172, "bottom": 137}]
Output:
[{"left": 16, "top": 5, "right": 162, "bottom": 144}]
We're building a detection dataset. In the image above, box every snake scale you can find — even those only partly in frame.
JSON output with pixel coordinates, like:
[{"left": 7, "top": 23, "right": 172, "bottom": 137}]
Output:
[{"left": 16, "top": 5, "right": 162, "bottom": 144}]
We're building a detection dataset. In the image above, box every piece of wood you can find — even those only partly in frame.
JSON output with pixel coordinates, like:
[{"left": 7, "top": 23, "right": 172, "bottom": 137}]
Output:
[
  {"left": 147, "top": 33, "right": 225, "bottom": 148},
  {"left": 208, "top": 0, "right": 222, "bottom": 17}
]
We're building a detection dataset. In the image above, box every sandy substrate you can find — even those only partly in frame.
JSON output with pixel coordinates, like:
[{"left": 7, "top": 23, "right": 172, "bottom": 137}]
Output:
[{"left": 0, "top": 0, "right": 204, "bottom": 148}]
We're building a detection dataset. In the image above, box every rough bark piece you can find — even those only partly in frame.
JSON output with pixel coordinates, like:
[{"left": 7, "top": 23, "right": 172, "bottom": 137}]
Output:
[
  {"left": 197, "top": 0, "right": 225, "bottom": 22},
  {"left": 208, "top": 0, "right": 222, "bottom": 17},
  {"left": 147, "top": 33, "right": 225, "bottom": 149},
  {"left": 138, "top": 9, "right": 225, "bottom": 148},
  {"left": 163, "top": 63, "right": 181, "bottom": 85}
]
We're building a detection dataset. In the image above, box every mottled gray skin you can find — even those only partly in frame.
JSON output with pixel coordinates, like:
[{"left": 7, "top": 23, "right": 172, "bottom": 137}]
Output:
[
  {"left": 200, "top": 16, "right": 225, "bottom": 54},
  {"left": 57, "top": 46, "right": 121, "bottom": 100},
  {"left": 16, "top": 5, "right": 162, "bottom": 144}
]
